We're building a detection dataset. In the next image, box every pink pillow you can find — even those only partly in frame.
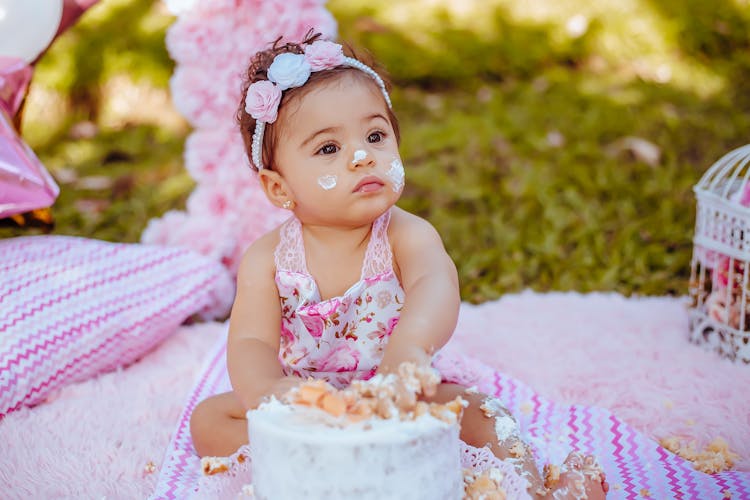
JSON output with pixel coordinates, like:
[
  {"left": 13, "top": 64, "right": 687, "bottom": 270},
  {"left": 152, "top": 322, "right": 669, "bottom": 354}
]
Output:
[{"left": 0, "top": 236, "right": 234, "bottom": 416}]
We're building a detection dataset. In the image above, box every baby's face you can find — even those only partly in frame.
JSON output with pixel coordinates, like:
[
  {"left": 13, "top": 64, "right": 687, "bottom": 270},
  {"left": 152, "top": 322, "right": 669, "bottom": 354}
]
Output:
[{"left": 273, "top": 74, "right": 402, "bottom": 227}]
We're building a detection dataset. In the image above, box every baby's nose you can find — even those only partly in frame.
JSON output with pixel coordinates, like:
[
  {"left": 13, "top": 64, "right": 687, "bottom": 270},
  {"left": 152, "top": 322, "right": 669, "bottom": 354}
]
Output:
[{"left": 351, "top": 149, "right": 375, "bottom": 168}]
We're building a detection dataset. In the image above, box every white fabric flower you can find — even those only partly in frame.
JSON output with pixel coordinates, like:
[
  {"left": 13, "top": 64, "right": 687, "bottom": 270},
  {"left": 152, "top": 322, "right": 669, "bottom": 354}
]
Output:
[{"left": 267, "top": 53, "right": 311, "bottom": 90}]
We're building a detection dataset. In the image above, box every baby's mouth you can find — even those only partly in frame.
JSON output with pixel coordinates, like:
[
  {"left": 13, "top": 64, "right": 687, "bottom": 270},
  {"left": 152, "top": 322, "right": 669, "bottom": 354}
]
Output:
[{"left": 353, "top": 176, "right": 385, "bottom": 193}]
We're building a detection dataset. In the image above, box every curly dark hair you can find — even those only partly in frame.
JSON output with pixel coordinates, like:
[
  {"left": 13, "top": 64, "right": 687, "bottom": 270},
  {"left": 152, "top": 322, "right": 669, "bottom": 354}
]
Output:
[{"left": 236, "top": 32, "right": 400, "bottom": 171}]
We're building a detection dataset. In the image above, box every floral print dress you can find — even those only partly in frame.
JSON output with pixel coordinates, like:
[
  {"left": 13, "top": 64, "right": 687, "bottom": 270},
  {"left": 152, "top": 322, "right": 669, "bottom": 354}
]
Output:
[{"left": 274, "top": 209, "right": 404, "bottom": 388}]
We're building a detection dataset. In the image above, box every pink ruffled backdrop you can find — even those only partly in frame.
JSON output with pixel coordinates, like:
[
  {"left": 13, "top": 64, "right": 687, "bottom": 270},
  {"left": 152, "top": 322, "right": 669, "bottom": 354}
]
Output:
[{"left": 141, "top": 0, "right": 338, "bottom": 273}]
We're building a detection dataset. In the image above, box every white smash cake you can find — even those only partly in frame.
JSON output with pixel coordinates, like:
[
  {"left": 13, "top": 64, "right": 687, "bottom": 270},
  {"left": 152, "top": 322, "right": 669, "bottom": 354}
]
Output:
[{"left": 246, "top": 364, "right": 467, "bottom": 500}]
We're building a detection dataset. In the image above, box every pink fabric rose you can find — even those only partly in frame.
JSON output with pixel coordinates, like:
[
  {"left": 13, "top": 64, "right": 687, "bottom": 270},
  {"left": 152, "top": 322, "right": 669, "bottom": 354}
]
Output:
[
  {"left": 318, "top": 343, "right": 360, "bottom": 373},
  {"left": 244, "top": 80, "right": 282, "bottom": 123},
  {"left": 186, "top": 185, "right": 230, "bottom": 217},
  {"left": 304, "top": 40, "right": 343, "bottom": 71},
  {"left": 171, "top": 65, "right": 238, "bottom": 128},
  {"left": 166, "top": 13, "right": 237, "bottom": 66},
  {"left": 183, "top": 128, "right": 245, "bottom": 183},
  {"left": 141, "top": 210, "right": 235, "bottom": 263}
]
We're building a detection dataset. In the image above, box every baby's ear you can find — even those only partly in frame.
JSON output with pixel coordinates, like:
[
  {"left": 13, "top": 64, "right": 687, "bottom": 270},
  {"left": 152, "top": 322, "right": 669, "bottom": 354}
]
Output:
[{"left": 258, "top": 169, "right": 293, "bottom": 208}]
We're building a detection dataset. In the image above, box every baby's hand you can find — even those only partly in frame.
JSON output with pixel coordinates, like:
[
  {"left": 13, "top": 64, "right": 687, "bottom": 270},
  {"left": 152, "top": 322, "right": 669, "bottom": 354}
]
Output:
[
  {"left": 378, "top": 344, "right": 433, "bottom": 377},
  {"left": 397, "top": 360, "right": 441, "bottom": 398}
]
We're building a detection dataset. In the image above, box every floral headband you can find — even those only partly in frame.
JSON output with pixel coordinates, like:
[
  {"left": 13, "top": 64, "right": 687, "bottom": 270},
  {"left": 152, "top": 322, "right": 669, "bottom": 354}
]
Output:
[{"left": 244, "top": 40, "right": 392, "bottom": 170}]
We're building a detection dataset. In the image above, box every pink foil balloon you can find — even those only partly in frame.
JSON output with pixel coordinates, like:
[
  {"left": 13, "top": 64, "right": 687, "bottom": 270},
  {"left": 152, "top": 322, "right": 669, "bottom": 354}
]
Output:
[{"left": 0, "top": 57, "right": 59, "bottom": 218}]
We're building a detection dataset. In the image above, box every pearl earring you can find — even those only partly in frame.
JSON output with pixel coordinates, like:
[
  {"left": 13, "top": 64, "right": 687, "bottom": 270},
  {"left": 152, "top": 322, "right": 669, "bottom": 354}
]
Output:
[{"left": 282, "top": 200, "right": 293, "bottom": 210}]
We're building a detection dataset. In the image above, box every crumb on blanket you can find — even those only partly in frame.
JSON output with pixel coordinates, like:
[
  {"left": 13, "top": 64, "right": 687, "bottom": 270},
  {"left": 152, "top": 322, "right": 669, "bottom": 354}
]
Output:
[
  {"left": 201, "top": 456, "right": 232, "bottom": 475},
  {"left": 659, "top": 437, "right": 739, "bottom": 474},
  {"left": 143, "top": 461, "right": 157, "bottom": 475}
]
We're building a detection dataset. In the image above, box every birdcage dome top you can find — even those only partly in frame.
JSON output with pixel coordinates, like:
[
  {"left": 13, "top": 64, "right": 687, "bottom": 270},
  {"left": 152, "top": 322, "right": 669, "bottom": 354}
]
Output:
[{"left": 695, "top": 144, "right": 750, "bottom": 203}]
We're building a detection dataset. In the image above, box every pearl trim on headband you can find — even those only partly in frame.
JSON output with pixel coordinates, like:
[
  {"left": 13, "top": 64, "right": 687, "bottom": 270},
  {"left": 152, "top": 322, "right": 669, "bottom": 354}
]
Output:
[{"left": 246, "top": 42, "right": 392, "bottom": 170}]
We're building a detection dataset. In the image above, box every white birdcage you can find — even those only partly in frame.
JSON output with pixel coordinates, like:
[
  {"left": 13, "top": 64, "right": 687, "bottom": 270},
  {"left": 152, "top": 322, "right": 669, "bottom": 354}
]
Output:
[{"left": 689, "top": 144, "right": 750, "bottom": 364}]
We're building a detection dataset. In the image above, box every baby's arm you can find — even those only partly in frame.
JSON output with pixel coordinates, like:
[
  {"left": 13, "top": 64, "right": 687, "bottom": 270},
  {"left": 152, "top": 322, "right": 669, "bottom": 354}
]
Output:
[
  {"left": 378, "top": 208, "right": 461, "bottom": 373},
  {"left": 227, "top": 232, "right": 297, "bottom": 410}
]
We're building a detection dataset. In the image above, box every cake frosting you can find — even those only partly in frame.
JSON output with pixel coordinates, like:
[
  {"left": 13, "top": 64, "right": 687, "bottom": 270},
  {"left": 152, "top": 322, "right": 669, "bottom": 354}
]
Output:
[
  {"left": 246, "top": 365, "right": 466, "bottom": 500},
  {"left": 248, "top": 399, "right": 462, "bottom": 499}
]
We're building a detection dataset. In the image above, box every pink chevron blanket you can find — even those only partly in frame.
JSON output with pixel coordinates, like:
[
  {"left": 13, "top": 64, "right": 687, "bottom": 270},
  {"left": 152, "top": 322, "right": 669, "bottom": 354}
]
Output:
[
  {"left": 2, "top": 293, "right": 747, "bottom": 498},
  {"left": 151, "top": 335, "right": 750, "bottom": 499}
]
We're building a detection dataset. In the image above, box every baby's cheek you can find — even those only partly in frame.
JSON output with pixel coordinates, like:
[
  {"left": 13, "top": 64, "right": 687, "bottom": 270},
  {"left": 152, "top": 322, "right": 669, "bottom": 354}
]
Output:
[
  {"left": 386, "top": 159, "right": 405, "bottom": 192},
  {"left": 317, "top": 174, "right": 338, "bottom": 190}
]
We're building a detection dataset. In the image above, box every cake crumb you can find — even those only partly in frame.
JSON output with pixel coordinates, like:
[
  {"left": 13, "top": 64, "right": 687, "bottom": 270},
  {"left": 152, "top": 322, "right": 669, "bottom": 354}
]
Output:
[
  {"left": 543, "top": 463, "right": 560, "bottom": 489},
  {"left": 321, "top": 392, "right": 347, "bottom": 417},
  {"left": 508, "top": 440, "right": 526, "bottom": 458},
  {"left": 201, "top": 456, "right": 232, "bottom": 475},
  {"left": 519, "top": 402, "right": 533, "bottom": 415},
  {"left": 143, "top": 461, "right": 157, "bottom": 474},
  {"left": 640, "top": 488, "right": 651, "bottom": 497},
  {"left": 414, "top": 401, "right": 430, "bottom": 418},
  {"left": 659, "top": 436, "right": 739, "bottom": 474},
  {"left": 284, "top": 363, "right": 465, "bottom": 424},
  {"left": 723, "top": 490, "right": 732, "bottom": 499},
  {"left": 480, "top": 399, "right": 504, "bottom": 418},
  {"left": 463, "top": 468, "right": 507, "bottom": 500},
  {"left": 295, "top": 380, "right": 332, "bottom": 407}
]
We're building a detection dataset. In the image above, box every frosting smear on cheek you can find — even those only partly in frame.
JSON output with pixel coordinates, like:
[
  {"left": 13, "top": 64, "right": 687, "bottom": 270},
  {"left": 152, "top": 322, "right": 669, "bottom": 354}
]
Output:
[
  {"left": 387, "top": 159, "right": 405, "bottom": 192},
  {"left": 318, "top": 174, "right": 338, "bottom": 190}
]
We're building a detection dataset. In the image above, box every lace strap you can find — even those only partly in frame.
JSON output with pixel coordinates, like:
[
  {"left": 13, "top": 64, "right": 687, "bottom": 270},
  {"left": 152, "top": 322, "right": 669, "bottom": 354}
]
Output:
[
  {"left": 274, "top": 217, "right": 307, "bottom": 273},
  {"left": 361, "top": 209, "right": 394, "bottom": 279}
]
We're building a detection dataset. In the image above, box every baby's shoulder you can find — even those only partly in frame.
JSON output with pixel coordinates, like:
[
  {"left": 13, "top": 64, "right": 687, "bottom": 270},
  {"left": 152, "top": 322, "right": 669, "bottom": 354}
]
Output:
[
  {"left": 388, "top": 207, "right": 443, "bottom": 249},
  {"left": 387, "top": 208, "right": 450, "bottom": 282},
  {"left": 236, "top": 226, "right": 282, "bottom": 278}
]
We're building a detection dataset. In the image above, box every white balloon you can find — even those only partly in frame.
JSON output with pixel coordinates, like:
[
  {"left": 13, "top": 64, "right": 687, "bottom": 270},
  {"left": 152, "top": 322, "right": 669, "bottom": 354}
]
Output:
[
  {"left": 0, "top": 0, "right": 63, "bottom": 63},
  {"left": 162, "top": 0, "right": 198, "bottom": 16}
]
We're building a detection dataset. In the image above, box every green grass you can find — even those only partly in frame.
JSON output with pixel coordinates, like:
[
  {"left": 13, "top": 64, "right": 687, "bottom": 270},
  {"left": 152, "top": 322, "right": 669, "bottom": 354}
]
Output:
[{"left": 4, "top": 0, "right": 750, "bottom": 301}]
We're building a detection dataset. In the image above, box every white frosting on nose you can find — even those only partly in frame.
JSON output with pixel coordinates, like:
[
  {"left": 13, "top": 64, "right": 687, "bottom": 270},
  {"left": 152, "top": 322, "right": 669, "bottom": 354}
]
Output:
[
  {"left": 352, "top": 149, "right": 367, "bottom": 164},
  {"left": 317, "top": 174, "right": 337, "bottom": 190}
]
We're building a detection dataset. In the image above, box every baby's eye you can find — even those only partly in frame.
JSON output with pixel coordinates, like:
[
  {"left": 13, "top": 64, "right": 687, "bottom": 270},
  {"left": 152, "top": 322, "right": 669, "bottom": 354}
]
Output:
[
  {"left": 367, "top": 131, "right": 385, "bottom": 143},
  {"left": 317, "top": 143, "right": 339, "bottom": 155}
]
